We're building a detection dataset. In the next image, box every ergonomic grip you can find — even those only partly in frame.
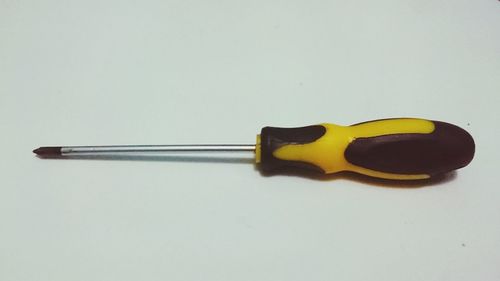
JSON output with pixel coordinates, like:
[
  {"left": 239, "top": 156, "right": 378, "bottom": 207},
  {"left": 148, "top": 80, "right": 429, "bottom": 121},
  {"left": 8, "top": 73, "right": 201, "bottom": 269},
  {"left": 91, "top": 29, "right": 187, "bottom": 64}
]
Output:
[{"left": 255, "top": 118, "right": 475, "bottom": 180}]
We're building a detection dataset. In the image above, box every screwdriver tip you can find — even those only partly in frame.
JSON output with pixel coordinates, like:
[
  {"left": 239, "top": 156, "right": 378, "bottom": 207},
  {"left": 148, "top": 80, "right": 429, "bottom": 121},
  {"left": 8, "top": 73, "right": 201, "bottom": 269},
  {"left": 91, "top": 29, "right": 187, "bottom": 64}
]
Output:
[{"left": 33, "top": 147, "right": 62, "bottom": 157}]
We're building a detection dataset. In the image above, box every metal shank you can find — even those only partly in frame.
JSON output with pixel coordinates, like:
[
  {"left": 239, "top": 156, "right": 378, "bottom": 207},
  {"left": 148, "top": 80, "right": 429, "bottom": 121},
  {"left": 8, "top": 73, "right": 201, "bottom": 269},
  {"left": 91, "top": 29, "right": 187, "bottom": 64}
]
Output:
[{"left": 60, "top": 144, "right": 256, "bottom": 156}]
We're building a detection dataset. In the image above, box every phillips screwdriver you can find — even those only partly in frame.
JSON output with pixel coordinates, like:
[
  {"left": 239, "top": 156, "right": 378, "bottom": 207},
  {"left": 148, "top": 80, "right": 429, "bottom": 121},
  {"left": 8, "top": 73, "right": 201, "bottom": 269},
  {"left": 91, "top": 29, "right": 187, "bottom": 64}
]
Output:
[{"left": 33, "top": 118, "right": 475, "bottom": 180}]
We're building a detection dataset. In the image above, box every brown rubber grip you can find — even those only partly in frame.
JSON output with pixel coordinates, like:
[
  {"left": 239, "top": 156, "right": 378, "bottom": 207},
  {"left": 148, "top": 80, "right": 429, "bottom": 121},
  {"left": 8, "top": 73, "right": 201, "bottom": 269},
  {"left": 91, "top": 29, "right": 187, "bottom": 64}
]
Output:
[
  {"left": 260, "top": 125, "right": 326, "bottom": 173},
  {"left": 344, "top": 121, "right": 475, "bottom": 176}
]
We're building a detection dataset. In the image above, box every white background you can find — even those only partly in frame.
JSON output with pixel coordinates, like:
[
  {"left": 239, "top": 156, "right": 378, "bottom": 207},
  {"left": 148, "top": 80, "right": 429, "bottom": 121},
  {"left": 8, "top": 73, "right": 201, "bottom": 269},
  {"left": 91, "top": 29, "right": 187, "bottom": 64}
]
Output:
[{"left": 1, "top": 0, "right": 499, "bottom": 280}]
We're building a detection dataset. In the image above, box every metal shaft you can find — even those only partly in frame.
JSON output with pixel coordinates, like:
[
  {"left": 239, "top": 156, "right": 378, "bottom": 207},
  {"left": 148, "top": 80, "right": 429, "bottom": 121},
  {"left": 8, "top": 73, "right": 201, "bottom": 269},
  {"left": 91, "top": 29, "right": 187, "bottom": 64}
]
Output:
[{"left": 60, "top": 144, "right": 256, "bottom": 156}]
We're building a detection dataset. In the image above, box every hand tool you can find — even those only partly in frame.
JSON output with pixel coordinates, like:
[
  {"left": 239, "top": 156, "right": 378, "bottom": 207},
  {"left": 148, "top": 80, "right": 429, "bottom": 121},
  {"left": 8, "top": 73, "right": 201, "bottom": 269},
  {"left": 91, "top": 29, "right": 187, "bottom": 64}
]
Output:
[{"left": 33, "top": 118, "right": 475, "bottom": 180}]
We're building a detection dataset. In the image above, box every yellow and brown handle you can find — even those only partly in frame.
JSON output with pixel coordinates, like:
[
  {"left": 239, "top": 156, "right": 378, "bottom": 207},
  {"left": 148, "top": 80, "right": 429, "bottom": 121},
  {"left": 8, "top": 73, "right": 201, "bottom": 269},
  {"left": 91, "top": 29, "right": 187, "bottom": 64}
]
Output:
[{"left": 255, "top": 118, "right": 475, "bottom": 180}]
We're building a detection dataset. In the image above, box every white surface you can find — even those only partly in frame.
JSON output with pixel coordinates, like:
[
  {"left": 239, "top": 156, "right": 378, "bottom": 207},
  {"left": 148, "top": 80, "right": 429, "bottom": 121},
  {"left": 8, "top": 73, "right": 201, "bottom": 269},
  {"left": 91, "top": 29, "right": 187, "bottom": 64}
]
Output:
[{"left": 1, "top": 0, "right": 500, "bottom": 280}]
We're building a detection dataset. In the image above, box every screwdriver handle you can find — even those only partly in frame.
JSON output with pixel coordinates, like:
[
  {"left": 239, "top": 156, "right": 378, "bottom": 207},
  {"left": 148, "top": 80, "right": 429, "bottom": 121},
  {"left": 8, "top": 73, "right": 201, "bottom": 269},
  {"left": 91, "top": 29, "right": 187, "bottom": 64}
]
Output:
[{"left": 256, "top": 118, "right": 474, "bottom": 180}]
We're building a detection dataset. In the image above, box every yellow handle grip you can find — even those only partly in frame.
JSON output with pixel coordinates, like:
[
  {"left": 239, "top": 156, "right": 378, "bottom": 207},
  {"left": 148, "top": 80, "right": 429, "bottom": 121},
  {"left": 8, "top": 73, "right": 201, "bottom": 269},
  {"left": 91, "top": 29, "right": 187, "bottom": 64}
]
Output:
[{"left": 256, "top": 118, "right": 475, "bottom": 180}]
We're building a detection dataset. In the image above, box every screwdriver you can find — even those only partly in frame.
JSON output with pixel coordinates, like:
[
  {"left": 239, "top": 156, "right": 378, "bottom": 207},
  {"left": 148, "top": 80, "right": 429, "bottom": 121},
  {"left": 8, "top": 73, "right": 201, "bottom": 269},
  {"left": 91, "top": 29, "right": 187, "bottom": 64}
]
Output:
[{"left": 33, "top": 118, "right": 475, "bottom": 180}]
